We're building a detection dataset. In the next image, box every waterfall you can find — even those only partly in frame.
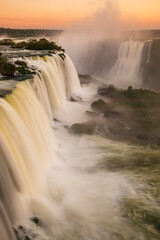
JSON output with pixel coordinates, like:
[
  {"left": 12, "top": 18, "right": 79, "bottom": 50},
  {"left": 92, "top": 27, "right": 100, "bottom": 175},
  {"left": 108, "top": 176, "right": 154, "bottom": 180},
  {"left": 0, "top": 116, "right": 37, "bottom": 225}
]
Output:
[
  {"left": 146, "top": 40, "right": 152, "bottom": 63},
  {"left": 0, "top": 52, "right": 85, "bottom": 238},
  {"left": 108, "top": 41, "right": 145, "bottom": 87},
  {"left": 25, "top": 54, "right": 91, "bottom": 124},
  {"left": 0, "top": 79, "right": 56, "bottom": 239},
  {"left": 26, "top": 54, "right": 81, "bottom": 108}
]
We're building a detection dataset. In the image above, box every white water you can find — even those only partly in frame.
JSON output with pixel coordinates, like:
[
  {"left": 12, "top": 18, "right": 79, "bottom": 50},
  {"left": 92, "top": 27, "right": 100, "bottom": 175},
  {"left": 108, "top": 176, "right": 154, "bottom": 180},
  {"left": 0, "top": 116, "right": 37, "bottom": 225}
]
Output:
[
  {"left": 0, "top": 54, "right": 136, "bottom": 240},
  {"left": 108, "top": 41, "right": 145, "bottom": 88},
  {"left": 26, "top": 54, "right": 97, "bottom": 125},
  {"left": 146, "top": 40, "right": 152, "bottom": 63}
]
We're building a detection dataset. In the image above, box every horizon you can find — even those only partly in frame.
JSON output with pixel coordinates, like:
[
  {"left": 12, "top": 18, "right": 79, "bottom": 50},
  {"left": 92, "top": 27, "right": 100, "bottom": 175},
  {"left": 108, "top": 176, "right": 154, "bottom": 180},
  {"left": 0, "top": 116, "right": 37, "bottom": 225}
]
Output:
[{"left": 1, "top": 27, "right": 160, "bottom": 32}]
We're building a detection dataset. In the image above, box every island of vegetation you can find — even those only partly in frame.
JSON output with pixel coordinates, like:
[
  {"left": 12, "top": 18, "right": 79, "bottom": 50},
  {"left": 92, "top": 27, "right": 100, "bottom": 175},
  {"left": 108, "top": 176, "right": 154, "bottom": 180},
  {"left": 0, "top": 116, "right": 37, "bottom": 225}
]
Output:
[{"left": 0, "top": 38, "right": 66, "bottom": 76}]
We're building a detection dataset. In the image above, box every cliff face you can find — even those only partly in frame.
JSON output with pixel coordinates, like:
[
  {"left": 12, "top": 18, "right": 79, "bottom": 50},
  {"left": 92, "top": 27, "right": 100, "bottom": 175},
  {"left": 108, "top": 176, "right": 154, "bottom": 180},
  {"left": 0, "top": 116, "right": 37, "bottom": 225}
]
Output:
[{"left": 142, "top": 39, "right": 160, "bottom": 91}]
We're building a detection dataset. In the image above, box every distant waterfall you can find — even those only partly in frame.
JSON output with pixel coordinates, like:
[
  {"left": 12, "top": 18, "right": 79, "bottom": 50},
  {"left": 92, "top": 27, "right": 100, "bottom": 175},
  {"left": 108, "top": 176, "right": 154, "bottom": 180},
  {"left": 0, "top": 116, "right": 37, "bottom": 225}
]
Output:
[
  {"left": 108, "top": 41, "right": 145, "bottom": 87},
  {"left": 146, "top": 40, "right": 152, "bottom": 63}
]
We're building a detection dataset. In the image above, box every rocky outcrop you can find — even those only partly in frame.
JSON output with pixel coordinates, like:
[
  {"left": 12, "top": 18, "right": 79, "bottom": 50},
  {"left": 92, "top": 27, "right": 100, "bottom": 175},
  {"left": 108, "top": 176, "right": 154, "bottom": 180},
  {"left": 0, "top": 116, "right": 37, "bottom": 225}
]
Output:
[
  {"left": 71, "top": 85, "right": 160, "bottom": 147},
  {"left": 142, "top": 39, "right": 160, "bottom": 91}
]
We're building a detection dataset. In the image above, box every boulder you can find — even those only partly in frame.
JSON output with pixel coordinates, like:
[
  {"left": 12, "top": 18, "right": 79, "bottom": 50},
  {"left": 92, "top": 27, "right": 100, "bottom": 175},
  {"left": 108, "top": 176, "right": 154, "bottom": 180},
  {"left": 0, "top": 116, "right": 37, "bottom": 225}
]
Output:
[
  {"left": 0, "top": 62, "right": 15, "bottom": 76},
  {"left": 71, "top": 120, "right": 97, "bottom": 135}
]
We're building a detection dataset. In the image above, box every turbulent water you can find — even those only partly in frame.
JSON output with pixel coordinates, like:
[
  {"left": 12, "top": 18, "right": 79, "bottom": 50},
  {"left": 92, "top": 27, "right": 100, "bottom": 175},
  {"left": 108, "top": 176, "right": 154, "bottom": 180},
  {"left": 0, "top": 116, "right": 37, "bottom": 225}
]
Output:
[{"left": 0, "top": 51, "right": 160, "bottom": 240}]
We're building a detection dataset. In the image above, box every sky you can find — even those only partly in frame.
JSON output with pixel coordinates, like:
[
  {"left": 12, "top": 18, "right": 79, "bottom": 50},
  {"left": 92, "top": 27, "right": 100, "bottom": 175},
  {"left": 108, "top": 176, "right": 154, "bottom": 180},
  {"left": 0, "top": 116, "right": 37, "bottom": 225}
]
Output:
[{"left": 0, "top": 0, "right": 160, "bottom": 30}]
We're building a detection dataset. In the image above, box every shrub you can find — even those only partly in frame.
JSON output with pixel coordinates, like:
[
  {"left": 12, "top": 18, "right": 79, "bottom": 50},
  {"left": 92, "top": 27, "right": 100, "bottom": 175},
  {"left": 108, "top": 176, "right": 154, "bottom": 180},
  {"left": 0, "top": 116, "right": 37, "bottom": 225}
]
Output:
[
  {"left": 12, "top": 38, "right": 65, "bottom": 53},
  {"left": 11, "top": 41, "right": 27, "bottom": 48},
  {"left": 15, "top": 60, "right": 27, "bottom": 66},
  {"left": 16, "top": 66, "right": 32, "bottom": 75},
  {"left": 0, "top": 39, "right": 14, "bottom": 46}
]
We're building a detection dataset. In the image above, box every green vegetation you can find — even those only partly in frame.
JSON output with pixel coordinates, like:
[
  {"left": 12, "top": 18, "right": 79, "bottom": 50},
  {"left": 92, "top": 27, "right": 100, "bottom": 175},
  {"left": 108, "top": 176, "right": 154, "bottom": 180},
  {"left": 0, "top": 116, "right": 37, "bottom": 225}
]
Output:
[
  {"left": 0, "top": 28, "right": 63, "bottom": 38},
  {"left": 0, "top": 37, "right": 65, "bottom": 76},
  {"left": 121, "top": 87, "right": 160, "bottom": 131},
  {"left": 0, "top": 39, "right": 14, "bottom": 45},
  {"left": 10, "top": 38, "right": 65, "bottom": 53},
  {"left": 98, "top": 85, "right": 160, "bottom": 132},
  {"left": 0, "top": 54, "right": 33, "bottom": 76},
  {"left": 16, "top": 66, "right": 32, "bottom": 75},
  {"left": 11, "top": 41, "right": 28, "bottom": 48},
  {"left": 71, "top": 85, "right": 160, "bottom": 147},
  {"left": 0, "top": 38, "right": 65, "bottom": 56}
]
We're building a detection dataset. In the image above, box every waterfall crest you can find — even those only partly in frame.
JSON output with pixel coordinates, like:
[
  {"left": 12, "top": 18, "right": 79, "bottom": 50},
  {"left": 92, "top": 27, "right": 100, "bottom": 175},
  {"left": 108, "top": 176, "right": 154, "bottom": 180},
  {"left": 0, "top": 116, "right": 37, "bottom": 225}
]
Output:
[
  {"left": 26, "top": 54, "right": 81, "bottom": 109},
  {"left": 108, "top": 41, "right": 145, "bottom": 87},
  {"left": 25, "top": 54, "right": 90, "bottom": 124}
]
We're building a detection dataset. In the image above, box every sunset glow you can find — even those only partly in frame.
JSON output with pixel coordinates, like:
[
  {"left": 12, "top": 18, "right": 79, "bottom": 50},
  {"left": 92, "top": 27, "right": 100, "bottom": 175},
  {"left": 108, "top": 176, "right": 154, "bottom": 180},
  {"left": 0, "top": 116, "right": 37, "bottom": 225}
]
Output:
[{"left": 0, "top": 0, "right": 160, "bottom": 29}]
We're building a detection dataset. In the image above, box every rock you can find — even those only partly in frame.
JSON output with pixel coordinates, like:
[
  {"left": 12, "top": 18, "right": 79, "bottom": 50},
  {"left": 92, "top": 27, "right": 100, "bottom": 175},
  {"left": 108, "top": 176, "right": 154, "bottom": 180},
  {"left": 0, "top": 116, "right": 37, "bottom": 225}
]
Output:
[
  {"left": 98, "top": 84, "right": 116, "bottom": 95},
  {"left": 13, "top": 225, "right": 44, "bottom": 240},
  {"left": 16, "top": 66, "right": 32, "bottom": 75},
  {"left": 71, "top": 120, "right": 97, "bottom": 135},
  {"left": 30, "top": 216, "right": 40, "bottom": 226},
  {"left": 91, "top": 99, "right": 120, "bottom": 118},
  {"left": 0, "top": 62, "right": 15, "bottom": 76},
  {"left": 91, "top": 99, "right": 109, "bottom": 113},
  {"left": 15, "top": 60, "right": 27, "bottom": 66},
  {"left": 85, "top": 111, "right": 100, "bottom": 117}
]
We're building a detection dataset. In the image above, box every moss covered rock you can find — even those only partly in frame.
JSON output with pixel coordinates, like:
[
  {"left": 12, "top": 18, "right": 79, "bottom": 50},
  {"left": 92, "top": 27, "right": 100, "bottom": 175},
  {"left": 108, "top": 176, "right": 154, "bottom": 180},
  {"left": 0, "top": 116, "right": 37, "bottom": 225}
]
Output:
[
  {"left": 15, "top": 60, "right": 27, "bottom": 66},
  {"left": 16, "top": 66, "right": 32, "bottom": 75},
  {"left": 71, "top": 121, "right": 97, "bottom": 135},
  {"left": 0, "top": 62, "right": 15, "bottom": 76}
]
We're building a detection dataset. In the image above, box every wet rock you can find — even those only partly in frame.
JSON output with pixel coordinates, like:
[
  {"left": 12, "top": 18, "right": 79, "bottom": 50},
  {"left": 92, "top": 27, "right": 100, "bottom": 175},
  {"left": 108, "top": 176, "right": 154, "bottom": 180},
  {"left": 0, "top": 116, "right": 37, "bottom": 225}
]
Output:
[
  {"left": 91, "top": 99, "right": 121, "bottom": 118},
  {"left": 71, "top": 120, "right": 97, "bottom": 135},
  {"left": 30, "top": 216, "right": 40, "bottom": 226},
  {"left": 97, "top": 84, "right": 116, "bottom": 96},
  {"left": 0, "top": 61, "right": 15, "bottom": 76},
  {"left": 91, "top": 99, "right": 108, "bottom": 113},
  {"left": 13, "top": 225, "right": 44, "bottom": 240},
  {"left": 0, "top": 89, "right": 12, "bottom": 98},
  {"left": 85, "top": 111, "right": 100, "bottom": 118}
]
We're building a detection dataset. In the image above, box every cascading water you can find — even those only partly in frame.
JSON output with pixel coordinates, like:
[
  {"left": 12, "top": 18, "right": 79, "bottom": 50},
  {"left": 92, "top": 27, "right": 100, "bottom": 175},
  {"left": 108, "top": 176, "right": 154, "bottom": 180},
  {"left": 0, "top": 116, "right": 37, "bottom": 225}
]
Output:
[
  {"left": 146, "top": 40, "right": 152, "bottom": 63},
  {"left": 108, "top": 41, "right": 145, "bottom": 87},
  {"left": 26, "top": 54, "right": 96, "bottom": 124},
  {"left": 26, "top": 54, "right": 81, "bottom": 107},
  {"left": 1, "top": 50, "right": 159, "bottom": 240},
  {"left": 0, "top": 79, "right": 55, "bottom": 239},
  {"left": 0, "top": 53, "right": 133, "bottom": 240}
]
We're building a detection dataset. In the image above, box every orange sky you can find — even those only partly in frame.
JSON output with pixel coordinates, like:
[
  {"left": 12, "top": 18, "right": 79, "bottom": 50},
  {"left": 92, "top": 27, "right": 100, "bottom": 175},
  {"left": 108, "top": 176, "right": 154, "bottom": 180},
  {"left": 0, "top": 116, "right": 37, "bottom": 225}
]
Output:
[{"left": 0, "top": 0, "right": 160, "bottom": 29}]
